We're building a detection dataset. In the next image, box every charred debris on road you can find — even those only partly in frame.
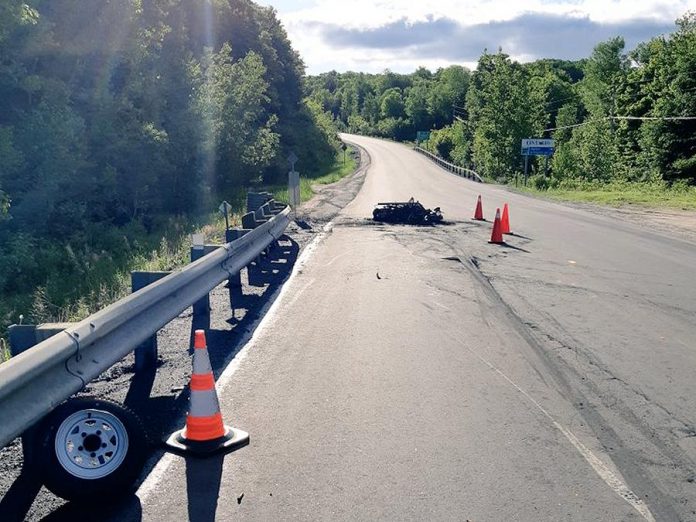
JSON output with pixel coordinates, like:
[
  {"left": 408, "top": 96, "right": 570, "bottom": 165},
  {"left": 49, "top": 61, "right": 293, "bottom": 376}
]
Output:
[{"left": 372, "top": 198, "right": 443, "bottom": 225}]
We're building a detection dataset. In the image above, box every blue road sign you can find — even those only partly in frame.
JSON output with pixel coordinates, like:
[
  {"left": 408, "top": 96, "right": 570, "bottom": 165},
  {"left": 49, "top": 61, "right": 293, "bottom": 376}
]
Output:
[{"left": 521, "top": 138, "right": 554, "bottom": 156}]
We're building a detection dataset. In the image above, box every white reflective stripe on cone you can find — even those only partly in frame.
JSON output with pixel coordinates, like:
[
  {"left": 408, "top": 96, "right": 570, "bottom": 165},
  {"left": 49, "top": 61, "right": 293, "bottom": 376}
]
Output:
[
  {"left": 189, "top": 389, "right": 221, "bottom": 418},
  {"left": 192, "top": 349, "right": 213, "bottom": 374}
]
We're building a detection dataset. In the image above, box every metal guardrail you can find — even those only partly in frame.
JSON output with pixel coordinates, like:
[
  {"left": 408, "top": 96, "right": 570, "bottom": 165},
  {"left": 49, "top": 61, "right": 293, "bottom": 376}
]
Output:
[
  {"left": 0, "top": 205, "right": 291, "bottom": 449},
  {"left": 414, "top": 147, "right": 483, "bottom": 183}
]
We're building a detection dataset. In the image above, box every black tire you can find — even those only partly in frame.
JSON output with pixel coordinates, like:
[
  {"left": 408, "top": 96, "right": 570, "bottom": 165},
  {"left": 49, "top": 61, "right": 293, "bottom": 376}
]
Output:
[{"left": 35, "top": 397, "right": 148, "bottom": 503}]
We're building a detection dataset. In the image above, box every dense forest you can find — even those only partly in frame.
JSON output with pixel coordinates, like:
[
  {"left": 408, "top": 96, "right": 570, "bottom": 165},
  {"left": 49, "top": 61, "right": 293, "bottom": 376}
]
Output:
[
  {"left": 0, "top": 0, "right": 338, "bottom": 330},
  {"left": 306, "top": 13, "right": 696, "bottom": 187}
]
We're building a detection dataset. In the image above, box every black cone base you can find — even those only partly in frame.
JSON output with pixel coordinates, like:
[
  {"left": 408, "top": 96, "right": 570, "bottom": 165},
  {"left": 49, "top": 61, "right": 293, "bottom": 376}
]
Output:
[{"left": 165, "top": 425, "right": 249, "bottom": 456}]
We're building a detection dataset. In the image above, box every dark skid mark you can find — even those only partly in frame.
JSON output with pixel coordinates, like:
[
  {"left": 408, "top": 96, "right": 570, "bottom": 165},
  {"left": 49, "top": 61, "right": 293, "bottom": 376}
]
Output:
[
  {"left": 333, "top": 218, "right": 381, "bottom": 228},
  {"left": 456, "top": 254, "right": 685, "bottom": 520}
]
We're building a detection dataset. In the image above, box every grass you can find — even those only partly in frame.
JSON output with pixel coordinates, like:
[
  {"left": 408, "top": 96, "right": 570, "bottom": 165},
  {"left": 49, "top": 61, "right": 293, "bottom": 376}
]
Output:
[
  {"left": 512, "top": 178, "right": 696, "bottom": 211},
  {"left": 0, "top": 211, "right": 237, "bottom": 363},
  {"left": 269, "top": 147, "right": 358, "bottom": 204},
  {"left": 1, "top": 339, "right": 8, "bottom": 362},
  {"left": 31, "top": 213, "right": 237, "bottom": 324}
]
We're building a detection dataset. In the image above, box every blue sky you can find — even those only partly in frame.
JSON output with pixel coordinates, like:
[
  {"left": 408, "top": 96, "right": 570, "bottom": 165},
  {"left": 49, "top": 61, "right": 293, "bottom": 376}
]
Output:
[{"left": 255, "top": 0, "right": 695, "bottom": 74}]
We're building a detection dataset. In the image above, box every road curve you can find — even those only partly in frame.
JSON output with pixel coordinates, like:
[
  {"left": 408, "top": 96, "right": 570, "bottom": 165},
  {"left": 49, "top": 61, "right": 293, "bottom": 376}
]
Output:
[{"left": 126, "top": 135, "right": 696, "bottom": 521}]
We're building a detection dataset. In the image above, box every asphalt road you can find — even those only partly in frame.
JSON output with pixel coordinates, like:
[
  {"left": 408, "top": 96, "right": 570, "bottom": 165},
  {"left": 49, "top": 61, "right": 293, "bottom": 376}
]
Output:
[{"left": 123, "top": 135, "right": 695, "bottom": 521}]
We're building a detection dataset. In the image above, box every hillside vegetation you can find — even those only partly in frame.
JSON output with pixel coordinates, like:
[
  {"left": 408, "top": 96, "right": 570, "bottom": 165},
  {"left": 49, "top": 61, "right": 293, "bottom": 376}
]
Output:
[
  {"left": 0, "top": 0, "right": 339, "bottom": 330},
  {"left": 306, "top": 13, "right": 696, "bottom": 195}
]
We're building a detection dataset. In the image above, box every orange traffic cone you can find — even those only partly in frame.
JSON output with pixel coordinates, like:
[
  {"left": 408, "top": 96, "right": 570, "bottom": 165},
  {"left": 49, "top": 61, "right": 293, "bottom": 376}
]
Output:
[
  {"left": 501, "top": 203, "right": 511, "bottom": 234},
  {"left": 166, "top": 330, "right": 249, "bottom": 456},
  {"left": 473, "top": 195, "right": 484, "bottom": 220},
  {"left": 489, "top": 208, "right": 504, "bottom": 244}
]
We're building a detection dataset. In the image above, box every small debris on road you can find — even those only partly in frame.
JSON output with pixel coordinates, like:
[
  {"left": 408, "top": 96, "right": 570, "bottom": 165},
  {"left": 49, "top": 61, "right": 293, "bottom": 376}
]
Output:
[
  {"left": 237, "top": 493, "right": 245, "bottom": 504},
  {"left": 376, "top": 272, "right": 381, "bottom": 280}
]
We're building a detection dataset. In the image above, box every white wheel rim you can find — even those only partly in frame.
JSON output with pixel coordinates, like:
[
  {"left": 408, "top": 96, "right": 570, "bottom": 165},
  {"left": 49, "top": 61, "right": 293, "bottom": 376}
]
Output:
[{"left": 54, "top": 408, "right": 129, "bottom": 480}]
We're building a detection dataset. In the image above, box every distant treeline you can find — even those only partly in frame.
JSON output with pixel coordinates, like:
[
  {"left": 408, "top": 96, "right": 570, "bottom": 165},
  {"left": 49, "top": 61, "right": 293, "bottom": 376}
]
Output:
[
  {"left": 305, "top": 13, "right": 696, "bottom": 187},
  {"left": 0, "top": 0, "right": 337, "bottom": 325}
]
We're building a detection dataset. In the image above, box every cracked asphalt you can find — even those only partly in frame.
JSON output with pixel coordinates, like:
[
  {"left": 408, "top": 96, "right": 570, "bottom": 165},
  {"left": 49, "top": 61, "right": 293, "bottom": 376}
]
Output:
[{"left": 4, "top": 134, "right": 696, "bottom": 520}]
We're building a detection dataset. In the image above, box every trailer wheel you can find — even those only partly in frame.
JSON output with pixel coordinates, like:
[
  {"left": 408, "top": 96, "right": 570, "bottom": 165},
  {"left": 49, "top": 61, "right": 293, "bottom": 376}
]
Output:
[{"left": 36, "top": 397, "right": 147, "bottom": 503}]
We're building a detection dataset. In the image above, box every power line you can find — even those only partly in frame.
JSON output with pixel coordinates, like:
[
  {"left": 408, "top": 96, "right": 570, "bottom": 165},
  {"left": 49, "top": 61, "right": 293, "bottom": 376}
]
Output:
[
  {"left": 545, "top": 115, "right": 696, "bottom": 132},
  {"left": 618, "top": 115, "right": 696, "bottom": 121}
]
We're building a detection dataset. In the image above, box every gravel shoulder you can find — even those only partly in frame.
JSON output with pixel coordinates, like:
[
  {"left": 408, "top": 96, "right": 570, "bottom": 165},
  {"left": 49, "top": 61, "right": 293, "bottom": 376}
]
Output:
[{"left": 573, "top": 203, "right": 696, "bottom": 244}]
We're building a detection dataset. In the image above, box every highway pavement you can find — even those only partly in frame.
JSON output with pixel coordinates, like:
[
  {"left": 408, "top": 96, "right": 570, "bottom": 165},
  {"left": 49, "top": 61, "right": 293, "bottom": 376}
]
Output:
[{"left": 126, "top": 135, "right": 696, "bottom": 520}]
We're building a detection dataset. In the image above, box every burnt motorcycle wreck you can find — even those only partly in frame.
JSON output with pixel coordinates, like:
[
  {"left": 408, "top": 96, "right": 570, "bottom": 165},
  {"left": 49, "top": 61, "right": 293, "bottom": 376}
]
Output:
[{"left": 372, "top": 198, "right": 443, "bottom": 225}]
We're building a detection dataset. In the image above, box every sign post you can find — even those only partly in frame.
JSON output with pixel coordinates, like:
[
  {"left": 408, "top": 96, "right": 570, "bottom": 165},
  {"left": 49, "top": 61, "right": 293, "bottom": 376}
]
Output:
[
  {"left": 287, "top": 151, "right": 300, "bottom": 211},
  {"left": 521, "top": 138, "right": 555, "bottom": 186},
  {"left": 218, "top": 201, "right": 232, "bottom": 231}
]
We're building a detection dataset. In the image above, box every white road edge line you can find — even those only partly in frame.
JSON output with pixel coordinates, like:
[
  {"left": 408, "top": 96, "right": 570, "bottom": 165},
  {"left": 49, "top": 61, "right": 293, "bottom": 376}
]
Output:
[
  {"left": 470, "top": 348, "right": 656, "bottom": 522},
  {"left": 136, "top": 221, "right": 333, "bottom": 504}
]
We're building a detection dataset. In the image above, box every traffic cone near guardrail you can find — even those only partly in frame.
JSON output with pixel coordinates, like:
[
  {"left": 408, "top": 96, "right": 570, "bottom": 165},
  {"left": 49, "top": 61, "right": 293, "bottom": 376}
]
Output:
[
  {"left": 473, "top": 195, "right": 484, "bottom": 220},
  {"left": 489, "top": 208, "right": 505, "bottom": 244},
  {"left": 501, "top": 203, "right": 511, "bottom": 234},
  {"left": 165, "top": 330, "right": 249, "bottom": 456}
]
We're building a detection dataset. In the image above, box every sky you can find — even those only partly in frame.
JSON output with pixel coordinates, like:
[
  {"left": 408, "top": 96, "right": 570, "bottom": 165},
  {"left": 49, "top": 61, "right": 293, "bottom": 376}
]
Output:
[{"left": 255, "top": 0, "right": 695, "bottom": 74}]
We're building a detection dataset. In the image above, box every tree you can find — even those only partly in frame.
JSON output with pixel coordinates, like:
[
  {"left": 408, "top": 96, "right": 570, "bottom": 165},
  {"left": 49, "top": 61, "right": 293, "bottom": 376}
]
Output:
[
  {"left": 405, "top": 82, "right": 431, "bottom": 133},
  {"left": 380, "top": 88, "right": 405, "bottom": 119},
  {"left": 0, "top": 0, "right": 338, "bottom": 329},
  {"left": 631, "top": 13, "right": 696, "bottom": 182},
  {"left": 564, "top": 37, "right": 627, "bottom": 181},
  {"left": 466, "top": 52, "right": 542, "bottom": 179},
  {"left": 191, "top": 45, "right": 279, "bottom": 192},
  {"left": 580, "top": 37, "right": 627, "bottom": 118},
  {"left": 428, "top": 66, "right": 470, "bottom": 128}
]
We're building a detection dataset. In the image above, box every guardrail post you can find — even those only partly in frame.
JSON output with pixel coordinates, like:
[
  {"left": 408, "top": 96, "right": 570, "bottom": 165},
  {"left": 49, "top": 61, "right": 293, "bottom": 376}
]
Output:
[
  {"left": 131, "top": 271, "right": 171, "bottom": 371},
  {"left": 253, "top": 207, "right": 269, "bottom": 226},
  {"left": 8, "top": 323, "right": 75, "bottom": 357},
  {"left": 247, "top": 191, "right": 273, "bottom": 213},
  {"left": 225, "top": 229, "right": 250, "bottom": 290},
  {"left": 190, "top": 242, "right": 210, "bottom": 325},
  {"left": 7, "top": 324, "right": 38, "bottom": 357},
  {"left": 241, "top": 212, "right": 257, "bottom": 230},
  {"left": 260, "top": 203, "right": 273, "bottom": 219}
]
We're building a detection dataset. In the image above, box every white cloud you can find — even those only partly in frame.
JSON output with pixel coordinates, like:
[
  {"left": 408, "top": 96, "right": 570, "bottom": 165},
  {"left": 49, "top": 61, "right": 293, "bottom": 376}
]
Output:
[{"left": 256, "top": 0, "right": 695, "bottom": 73}]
